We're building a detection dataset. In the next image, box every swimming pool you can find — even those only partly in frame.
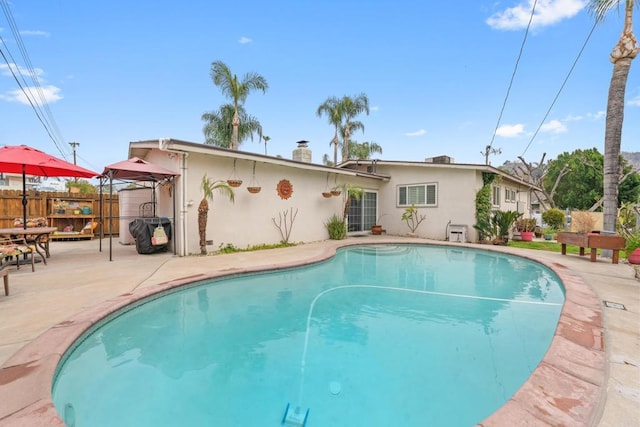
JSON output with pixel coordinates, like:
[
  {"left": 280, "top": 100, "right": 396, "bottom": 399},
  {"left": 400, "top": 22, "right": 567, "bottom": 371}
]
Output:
[{"left": 52, "top": 244, "right": 564, "bottom": 426}]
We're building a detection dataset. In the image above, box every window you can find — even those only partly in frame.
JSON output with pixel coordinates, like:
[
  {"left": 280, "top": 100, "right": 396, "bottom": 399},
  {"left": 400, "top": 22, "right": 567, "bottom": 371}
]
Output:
[
  {"left": 505, "top": 188, "right": 517, "bottom": 203},
  {"left": 492, "top": 186, "right": 501, "bottom": 206},
  {"left": 398, "top": 183, "right": 437, "bottom": 207}
]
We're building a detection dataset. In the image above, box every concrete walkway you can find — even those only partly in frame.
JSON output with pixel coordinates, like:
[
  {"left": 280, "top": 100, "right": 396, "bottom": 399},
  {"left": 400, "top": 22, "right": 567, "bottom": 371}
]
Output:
[{"left": 0, "top": 236, "right": 638, "bottom": 426}]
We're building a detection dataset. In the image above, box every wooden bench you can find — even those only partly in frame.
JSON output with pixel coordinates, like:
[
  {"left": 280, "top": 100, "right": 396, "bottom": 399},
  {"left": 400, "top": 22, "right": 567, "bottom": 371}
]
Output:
[{"left": 556, "top": 232, "right": 626, "bottom": 264}]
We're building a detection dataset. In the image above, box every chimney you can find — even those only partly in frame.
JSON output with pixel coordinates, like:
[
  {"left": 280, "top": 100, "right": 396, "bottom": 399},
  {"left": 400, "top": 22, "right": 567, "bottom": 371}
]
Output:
[{"left": 293, "top": 140, "right": 312, "bottom": 163}]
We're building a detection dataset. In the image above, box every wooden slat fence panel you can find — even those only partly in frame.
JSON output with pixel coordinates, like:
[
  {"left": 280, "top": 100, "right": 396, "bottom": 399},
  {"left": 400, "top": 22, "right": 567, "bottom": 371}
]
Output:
[{"left": 0, "top": 190, "right": 119, "bottom": 235}]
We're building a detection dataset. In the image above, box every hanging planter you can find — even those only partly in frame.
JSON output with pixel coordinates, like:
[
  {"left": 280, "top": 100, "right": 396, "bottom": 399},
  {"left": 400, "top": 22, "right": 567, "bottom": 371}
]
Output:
[
  {"left": 330, "top": 174, "right": 341, "bottom": 196},
  {"left": 247, "top": 161, "right": 261, "bottom": 194},
  {"left": 227, "top": 159, "right": 243, "bottom": 187},
  {"left": 322, "top": 173, "right": 334, "bottom": 198}
]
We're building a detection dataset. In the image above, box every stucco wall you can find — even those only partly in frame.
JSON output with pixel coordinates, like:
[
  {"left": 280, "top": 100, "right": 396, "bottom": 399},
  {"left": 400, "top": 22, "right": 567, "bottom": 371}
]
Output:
[
  {"left": 374, "top": 165, "right": 480, "bottom": 241},
  {"left": 177, "top": 153, "right": 376, "bottom": 254}
]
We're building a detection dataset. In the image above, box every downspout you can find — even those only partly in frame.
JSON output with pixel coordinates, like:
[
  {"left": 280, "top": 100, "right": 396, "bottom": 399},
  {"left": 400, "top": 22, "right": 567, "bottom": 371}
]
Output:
[
  {"left": 179, "top": 152, "right": 189, "bottom": 256},
  {"left": 159, "top": 139, "right": 189, "bottom": 256}
]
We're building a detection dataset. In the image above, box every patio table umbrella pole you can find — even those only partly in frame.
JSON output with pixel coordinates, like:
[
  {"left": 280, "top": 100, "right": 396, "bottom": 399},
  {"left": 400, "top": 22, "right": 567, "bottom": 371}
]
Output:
[{"left": 21, "top": 164, "right": 27, "bottom": 229}]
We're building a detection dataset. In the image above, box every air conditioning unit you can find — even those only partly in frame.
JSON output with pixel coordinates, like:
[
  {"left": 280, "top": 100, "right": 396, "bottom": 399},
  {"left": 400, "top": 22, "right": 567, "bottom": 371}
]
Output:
[{"left": 448, "top": 224, "right": 468, "bottom": 243}]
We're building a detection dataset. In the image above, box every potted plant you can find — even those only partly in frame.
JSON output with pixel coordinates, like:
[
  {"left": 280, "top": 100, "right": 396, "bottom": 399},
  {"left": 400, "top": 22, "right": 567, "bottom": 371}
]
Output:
[
  {"left": 542, "top": 227, "right": 555, "bottom": 241},
  {"left": 515, "top": 218, "right": 537, "bottom": 242},
  {"left": 53, "top": 199, "right": 68, "bottom": 214},
  {"left": 371, "top": 214, "right": 388, "bottom": 235}
]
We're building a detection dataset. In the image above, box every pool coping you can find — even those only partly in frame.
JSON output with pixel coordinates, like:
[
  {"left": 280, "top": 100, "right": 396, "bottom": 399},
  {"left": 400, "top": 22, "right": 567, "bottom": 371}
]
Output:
[{"left": 0, "top": 241, "right": 606, "bottom": 426}]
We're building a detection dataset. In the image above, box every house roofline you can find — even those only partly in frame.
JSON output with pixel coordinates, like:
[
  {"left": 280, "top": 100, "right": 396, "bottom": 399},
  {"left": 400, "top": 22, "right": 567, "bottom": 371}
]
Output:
[
  {"left": 339, "top": 159, "right": 542, "bottom": 191},
  {"left": 128, "top": 139, "right": 390, "bottom": 181}
]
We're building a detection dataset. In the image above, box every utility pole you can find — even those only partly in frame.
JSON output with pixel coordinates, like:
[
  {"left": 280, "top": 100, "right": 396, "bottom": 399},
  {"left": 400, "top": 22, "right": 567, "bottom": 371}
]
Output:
[
  {"left": 69, "top": 141, "right": 80, "bottom": 165},
  {"left": 69, "top": 141, "right": 80, "bottom": 185}
]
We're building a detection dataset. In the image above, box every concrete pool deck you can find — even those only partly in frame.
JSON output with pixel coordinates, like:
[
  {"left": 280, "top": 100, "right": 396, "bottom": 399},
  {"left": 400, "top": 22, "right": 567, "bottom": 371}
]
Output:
[{"left": 0, "top": 236, "right": 638, "bottom": 426}]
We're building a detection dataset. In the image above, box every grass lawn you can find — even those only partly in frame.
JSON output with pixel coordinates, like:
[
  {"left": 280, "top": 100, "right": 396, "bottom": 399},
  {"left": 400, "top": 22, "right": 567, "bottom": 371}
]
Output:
[{"left": 507, "top": 239, "right": 628, "bottom": 260}]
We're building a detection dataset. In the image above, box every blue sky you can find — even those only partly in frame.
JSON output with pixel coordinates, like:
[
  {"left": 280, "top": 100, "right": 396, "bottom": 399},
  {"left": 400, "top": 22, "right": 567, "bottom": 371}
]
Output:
[{"left": 0, "top": 0, "right": 638, "bottom": 176}]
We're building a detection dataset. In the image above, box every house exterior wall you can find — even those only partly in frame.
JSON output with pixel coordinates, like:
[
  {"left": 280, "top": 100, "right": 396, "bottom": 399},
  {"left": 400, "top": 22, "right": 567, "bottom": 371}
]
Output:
[
  {"left": 373, "top": 164, "right": 481, "bottom": 241},
  {"left": 140, "top": 147, "right": 378, "bottom": 255},
  {"left": 133, "top": 141, "right": 534, "bottom": 253}
]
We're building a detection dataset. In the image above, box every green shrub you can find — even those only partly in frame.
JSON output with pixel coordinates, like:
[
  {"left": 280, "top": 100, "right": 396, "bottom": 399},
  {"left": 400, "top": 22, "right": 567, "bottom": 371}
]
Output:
[
  {"left": 542, "top": 209, "right": 565, "bottom": 230},
  {"left": 325, "top": 214, "right": 346, "bottom": 240}
]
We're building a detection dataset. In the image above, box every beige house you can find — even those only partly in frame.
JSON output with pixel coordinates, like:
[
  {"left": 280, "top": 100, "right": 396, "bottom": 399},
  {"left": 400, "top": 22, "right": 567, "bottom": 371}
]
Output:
[{"left": 127, "top": 139, "right": 536, "bottom": 256}]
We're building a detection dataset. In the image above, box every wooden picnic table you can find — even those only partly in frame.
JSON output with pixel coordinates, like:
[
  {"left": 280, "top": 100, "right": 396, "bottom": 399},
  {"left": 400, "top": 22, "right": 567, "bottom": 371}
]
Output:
[
  {"left": 556, "top": 232, "right": 626, "bottom": 264},
  {"left": 0, "top": 227, "right": 57, "bottom": 265}
]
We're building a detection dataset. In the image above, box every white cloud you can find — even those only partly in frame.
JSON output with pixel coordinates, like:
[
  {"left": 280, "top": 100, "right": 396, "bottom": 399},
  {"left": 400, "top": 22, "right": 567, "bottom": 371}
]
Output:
[
  {"left": 0, "top": 85, "right": 62, "bottom": 105},
  {"left": 405, "top": 129, "right": 426, "bottom": 137},
  {"left": 0, "top": 63, "right": 44, "bottom": 81},
  {"left": 239, "top": 36, "right": 252, "bottom": 44},
  {"left": 487, "top": 0, "right": 586, "bottom": 30},
  {"left": 562, "top": 114, "right": 583, "bottom": 122},
  {"left": 627, "top": 95, "right": 640, "bottom": 106},
  {"left": 496, "top": 123, "right": 525, "bottom": 137},
  {"left": 587, "top": 110, "right": 605, "bottom": 120},
  {"left": 0, "top": 63, "right": 62, "bottom": 104},
  {"left": 370, "top": 105, "right": 379, "bottom": 112},
  {"left": 540, "top": 119, "right": 567, "bottom": 133},
  {"left": 20, "top": 30, "right": 50, "bottom": 37}
]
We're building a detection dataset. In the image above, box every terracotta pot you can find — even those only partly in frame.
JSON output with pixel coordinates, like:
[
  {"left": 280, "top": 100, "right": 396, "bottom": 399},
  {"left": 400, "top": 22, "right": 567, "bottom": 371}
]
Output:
[
  {"left": 520, "top": 231, "right": 534, "bottom": 242},
  {"left": 371, "top": 225, "right": 383, "bottom": 235},
  {"left": 629, "top": 248, "right": 640, "bottom": 265}
]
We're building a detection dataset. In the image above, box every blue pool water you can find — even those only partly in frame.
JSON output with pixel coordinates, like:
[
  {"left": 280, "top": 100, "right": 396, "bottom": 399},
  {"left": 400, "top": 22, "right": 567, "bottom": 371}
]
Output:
[{"left": 52, "top": 245, "right": 564, "bottom": 426}]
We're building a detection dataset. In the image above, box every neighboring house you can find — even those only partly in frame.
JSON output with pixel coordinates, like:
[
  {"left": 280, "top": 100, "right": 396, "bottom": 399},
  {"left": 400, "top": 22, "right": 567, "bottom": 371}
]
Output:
[
  {"left": 0, "top": 172, "right": 41, "bottom": 190},
  {"left": 127, "top": 139, "right": 537, "bottom": 256}
]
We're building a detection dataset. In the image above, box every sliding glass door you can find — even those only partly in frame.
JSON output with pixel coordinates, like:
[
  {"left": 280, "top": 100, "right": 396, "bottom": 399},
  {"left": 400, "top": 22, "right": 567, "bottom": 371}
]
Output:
[{"left": 347, "top": 191, "right": 377, "bottom": 232}]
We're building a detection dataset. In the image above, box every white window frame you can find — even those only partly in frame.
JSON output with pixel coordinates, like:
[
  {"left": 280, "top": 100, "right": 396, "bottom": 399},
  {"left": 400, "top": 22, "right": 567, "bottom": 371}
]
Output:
[
  {"left": 492, "top": 185, "right": 501, "bottom": 207},
  {"left": 505, "top": 187, "right": 516, "bottom": 203},
  {"left": 397, "top": 183, "right": 437, "bottom": 207}
]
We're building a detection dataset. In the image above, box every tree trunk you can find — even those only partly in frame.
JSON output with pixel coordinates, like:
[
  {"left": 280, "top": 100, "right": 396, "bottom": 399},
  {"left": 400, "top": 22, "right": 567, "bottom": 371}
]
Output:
[
  {"left": 231, "top": 108, "right": 240, "bottom": 150},
  {"left": 198, "top": 199, "right": 209, "bottom": 254}
]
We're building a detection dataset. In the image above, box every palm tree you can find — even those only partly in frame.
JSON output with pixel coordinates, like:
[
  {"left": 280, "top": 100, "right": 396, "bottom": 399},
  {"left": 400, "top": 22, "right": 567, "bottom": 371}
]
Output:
[
  {"left": 339, "top": 183, "right": 364, "bottom": 224},
  {"left": 348, "top": 141, "right": 383, "bottom": 160},
  {"left": 316, "top": 96, "right": 343, "bottom": 166},
  {"left": 198, "top": 174, "right": 235, "bottom": 254},
  {"left": 340, "top": 93, "right": 370, "bottom": 163},
  {"left": 202, "top": 104, "right": 262, "bottom": 148},
  {"left": 210, "top": 60, "right": 268, "bottom": 150},
  {"left": 262, "top": 135, "right": 270, "bottom": 155},
  {"left": 588, "top": 0, "right": 638, "bottom": 238}
]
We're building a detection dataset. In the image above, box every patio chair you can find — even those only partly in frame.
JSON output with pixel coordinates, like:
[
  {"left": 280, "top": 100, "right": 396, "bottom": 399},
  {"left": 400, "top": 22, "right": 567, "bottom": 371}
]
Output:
[
  {"left": 0, "top": 263, "right": 8, "bottom": 296},
  {"left": 0, "top": 236, "right": 36, "bottom": 272}
]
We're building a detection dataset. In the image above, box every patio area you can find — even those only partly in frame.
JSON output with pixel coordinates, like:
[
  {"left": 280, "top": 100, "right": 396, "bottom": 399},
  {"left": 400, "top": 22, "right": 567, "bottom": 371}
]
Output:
[{"left": 0, "top": 236, "right": 638, "bottom": 426}]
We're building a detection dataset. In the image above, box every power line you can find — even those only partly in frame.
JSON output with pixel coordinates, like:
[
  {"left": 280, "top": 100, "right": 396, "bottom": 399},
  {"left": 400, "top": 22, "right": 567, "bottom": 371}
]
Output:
[
  {"left": 520, "top": 20, "right": 599, "bottom": 158},
  {"left": 0, "top": 0, "right": 67, "bottom": 159},
  {"left": 0, "top": 44, "right": 63, "bottom": 152},
  {"left": 485, "top": 0, "right": 538, "bottom": 164}
]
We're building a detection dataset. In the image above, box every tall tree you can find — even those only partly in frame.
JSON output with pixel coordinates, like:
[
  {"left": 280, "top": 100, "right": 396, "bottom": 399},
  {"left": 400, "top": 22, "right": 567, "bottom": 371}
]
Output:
[
  {"left": 209, "top": 60, "right": 268, "bottom": 150},
  {"left": 316, "top": 96, "right": 343, "bottom": 166},
  {"left": 202, "top": 104, "right": 262, "bottom": 148},
  {"left": 588, "top": 0, "right": 639, "bottom": 236},
  {"left": 198, "top": 175, "right": 235, "bottom": 255},
  {"left": 348, "top": 141, "right": 383, "bottom": 160},
  {"left": 340, "top": 93, "right": 370, "bottom": 163}
]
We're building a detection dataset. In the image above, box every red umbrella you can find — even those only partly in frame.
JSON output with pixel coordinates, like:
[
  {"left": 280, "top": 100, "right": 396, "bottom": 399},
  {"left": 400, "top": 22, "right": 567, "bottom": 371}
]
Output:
[{"left": 0, "top": 145, "right": 98, "bottom": 229}]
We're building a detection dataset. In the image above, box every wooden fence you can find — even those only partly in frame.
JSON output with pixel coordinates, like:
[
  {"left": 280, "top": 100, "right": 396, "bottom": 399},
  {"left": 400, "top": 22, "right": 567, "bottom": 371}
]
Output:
[{"left": 0, "top": 190, "right": 120, "bottom": 235}]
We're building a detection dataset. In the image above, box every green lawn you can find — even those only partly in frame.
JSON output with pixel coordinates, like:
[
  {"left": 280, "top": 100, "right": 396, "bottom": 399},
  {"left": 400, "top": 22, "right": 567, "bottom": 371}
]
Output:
[{"left": 507, "top": 239, "right": 628, "bottom": 259}]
